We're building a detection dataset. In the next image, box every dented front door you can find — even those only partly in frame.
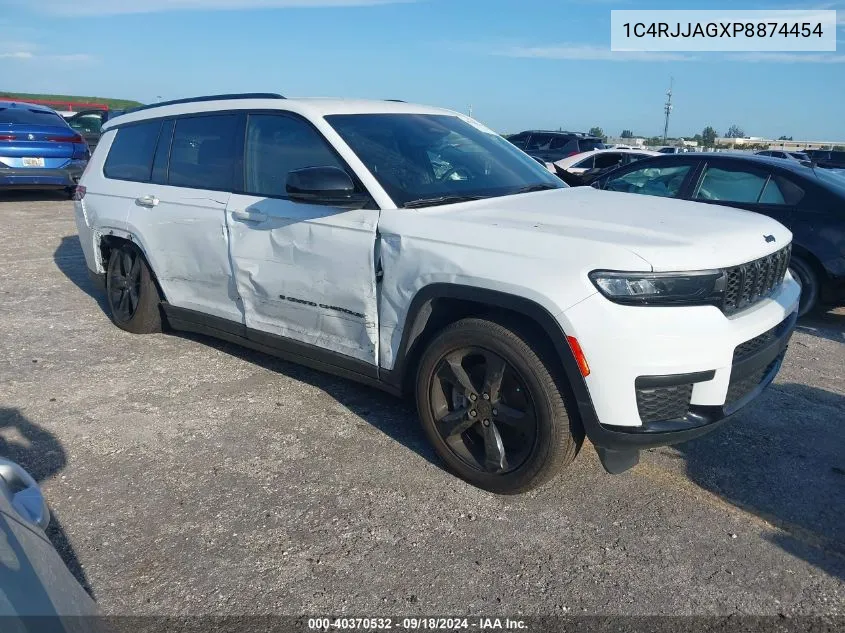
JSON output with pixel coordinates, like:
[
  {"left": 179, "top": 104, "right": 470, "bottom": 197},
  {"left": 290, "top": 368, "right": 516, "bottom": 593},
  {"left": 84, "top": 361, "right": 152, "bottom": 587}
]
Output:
[{"left": 225, "top": 195, "right": 380, "bottom": 365}]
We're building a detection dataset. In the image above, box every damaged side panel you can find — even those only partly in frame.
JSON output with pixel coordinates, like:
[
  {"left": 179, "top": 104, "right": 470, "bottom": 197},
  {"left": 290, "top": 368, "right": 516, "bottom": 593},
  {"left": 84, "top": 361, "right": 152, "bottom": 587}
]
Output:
[
  {"left": 225, "top": 194, "right": 380, "bottom": 365},
  {"left": 124, "top": 185, "right": 242, "bottom": 324}
]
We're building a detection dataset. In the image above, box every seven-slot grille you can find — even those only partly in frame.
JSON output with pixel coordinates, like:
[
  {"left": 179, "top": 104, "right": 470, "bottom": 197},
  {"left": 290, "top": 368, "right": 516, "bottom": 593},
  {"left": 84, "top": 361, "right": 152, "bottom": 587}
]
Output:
[{"left": 722, "top": 245, "right": 791, "bottom": 315}]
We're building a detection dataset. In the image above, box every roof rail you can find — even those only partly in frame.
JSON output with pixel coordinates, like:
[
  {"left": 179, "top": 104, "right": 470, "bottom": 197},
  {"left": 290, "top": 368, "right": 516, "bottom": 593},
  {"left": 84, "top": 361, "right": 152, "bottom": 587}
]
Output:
[{"left": 126, "top": 93, "right": 285, "bottom": 114}]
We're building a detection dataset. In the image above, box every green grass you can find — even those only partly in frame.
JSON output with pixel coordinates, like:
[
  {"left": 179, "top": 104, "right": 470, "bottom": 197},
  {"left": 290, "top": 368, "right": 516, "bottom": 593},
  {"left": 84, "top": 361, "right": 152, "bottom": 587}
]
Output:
[{"left": 0, "top": 91, "right": 144, "bottom": 110}]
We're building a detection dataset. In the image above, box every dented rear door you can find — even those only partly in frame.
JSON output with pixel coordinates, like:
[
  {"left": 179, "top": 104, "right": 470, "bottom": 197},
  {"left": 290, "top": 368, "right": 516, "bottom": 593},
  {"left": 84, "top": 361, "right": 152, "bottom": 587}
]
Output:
[{"left": 225, "top": 112, "right": 380, "bottom": 365}]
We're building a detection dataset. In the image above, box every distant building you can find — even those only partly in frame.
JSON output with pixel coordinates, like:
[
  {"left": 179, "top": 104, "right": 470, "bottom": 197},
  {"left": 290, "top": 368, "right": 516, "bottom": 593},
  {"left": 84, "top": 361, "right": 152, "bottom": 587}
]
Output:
[
  {"left": 716, "top": 137, "right": 844, "bottom": 151},
  {"left": 605, "top": 136, "right": 646, "bottom": 147}
]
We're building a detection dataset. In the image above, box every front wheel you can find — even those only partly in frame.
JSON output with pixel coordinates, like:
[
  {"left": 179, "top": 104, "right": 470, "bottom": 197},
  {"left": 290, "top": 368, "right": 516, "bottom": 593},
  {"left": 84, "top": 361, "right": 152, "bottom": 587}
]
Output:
[
  {"left": 788, "top": 257, "right": 819, "bottom": 317},
  {"left": 106, "top": 243, "right": 162, "bottom": 334},
  {"left": 415, "top": 318, "right": 580, "bottom": 494}
]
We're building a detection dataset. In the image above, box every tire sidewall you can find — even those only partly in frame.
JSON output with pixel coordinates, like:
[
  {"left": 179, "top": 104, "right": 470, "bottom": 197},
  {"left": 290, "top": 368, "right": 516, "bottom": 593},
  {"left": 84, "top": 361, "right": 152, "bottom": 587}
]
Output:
[
  {"left": 106, "top": 244, "right": 161, "bottom": 333},
  {"left": 789, "top": 257, "right": 818, "bottom": 317},
  {"left": 416, "top": 322, "right": 566, "bottom": 494}
]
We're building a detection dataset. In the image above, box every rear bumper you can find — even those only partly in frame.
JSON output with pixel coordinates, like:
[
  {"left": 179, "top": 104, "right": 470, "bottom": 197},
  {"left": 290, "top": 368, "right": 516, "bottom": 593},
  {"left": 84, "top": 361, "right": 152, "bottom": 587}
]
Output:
[{"left": 0, "top": 164, "right": 85, "bottom": 189}]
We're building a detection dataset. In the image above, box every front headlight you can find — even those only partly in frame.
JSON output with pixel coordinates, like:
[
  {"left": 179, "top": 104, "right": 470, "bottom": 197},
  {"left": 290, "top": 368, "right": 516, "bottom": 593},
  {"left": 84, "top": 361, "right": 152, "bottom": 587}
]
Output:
[{"left": 589, "top": 270, "right": 726, "bottom": 306}]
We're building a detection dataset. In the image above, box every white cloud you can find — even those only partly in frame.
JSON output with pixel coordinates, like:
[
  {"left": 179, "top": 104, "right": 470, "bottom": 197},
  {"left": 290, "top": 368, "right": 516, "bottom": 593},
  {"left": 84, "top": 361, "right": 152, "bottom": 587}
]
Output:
[
  {"left": 0, "top": 50, "right": 94, "bottom": 62},
  {"left": 729, "top": 51, "right": 845, "bottom": 62},
  {"left": 12, "top": 0, "right": 417, "bottom": 15},
  {"left": 494, "top": 43, "right": 845, "bottom": 64},
  {"left": 497, "top": 44, "right": 698, "bottom": 62}
]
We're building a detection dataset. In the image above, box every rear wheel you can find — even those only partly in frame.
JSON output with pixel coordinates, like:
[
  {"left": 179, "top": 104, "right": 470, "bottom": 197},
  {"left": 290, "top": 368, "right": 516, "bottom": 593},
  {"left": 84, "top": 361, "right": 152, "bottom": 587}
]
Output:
[
  {"left": 416, "top": 318, "right": 579, "bottom": 494},
  {"left": 106, "top": 243, "right": 162, "bottom": 334},
  {"left": 788, "top": 256, "right": 819, "bottom": 317}
]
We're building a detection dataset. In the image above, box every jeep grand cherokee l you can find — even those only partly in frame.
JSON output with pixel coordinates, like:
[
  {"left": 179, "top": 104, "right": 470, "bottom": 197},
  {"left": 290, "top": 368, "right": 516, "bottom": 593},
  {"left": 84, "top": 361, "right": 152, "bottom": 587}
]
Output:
[{"left": 73, "top": 94, "right": 800, "bottom": 494}]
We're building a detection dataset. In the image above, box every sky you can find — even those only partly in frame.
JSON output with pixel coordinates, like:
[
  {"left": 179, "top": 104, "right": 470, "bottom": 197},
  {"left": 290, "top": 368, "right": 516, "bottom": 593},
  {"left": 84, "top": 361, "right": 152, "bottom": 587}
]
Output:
[{"left": 1, "top": 0, "right": 844, "bottom": 140}]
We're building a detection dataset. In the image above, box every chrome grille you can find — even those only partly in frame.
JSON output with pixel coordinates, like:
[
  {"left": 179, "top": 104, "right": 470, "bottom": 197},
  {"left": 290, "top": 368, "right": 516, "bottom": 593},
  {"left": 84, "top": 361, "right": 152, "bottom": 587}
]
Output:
[{"left": 722, "top": 245, "right": 791, "bottom": 315}]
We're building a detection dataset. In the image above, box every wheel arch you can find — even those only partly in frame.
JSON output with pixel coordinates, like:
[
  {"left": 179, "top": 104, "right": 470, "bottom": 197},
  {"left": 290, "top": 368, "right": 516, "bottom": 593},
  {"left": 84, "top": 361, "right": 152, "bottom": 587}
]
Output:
[
  {"left": 383, "top": 283, "right": 593, "bottom": 430},
  {"left": 98, "top": 231, "right": 167, "bottom": 302}
]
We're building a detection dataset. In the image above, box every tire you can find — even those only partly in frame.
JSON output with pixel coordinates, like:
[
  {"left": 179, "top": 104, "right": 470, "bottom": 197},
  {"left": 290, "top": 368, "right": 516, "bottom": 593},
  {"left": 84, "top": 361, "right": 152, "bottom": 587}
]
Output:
[
  {"left": 788, "top": 256, "right": 819, "bottom": 317},
  {"left": 415, "top": 317, "right": 580, "bottom": 494},
  {"left": 105, "top": 243, "right": 162, "bottom": 334}
]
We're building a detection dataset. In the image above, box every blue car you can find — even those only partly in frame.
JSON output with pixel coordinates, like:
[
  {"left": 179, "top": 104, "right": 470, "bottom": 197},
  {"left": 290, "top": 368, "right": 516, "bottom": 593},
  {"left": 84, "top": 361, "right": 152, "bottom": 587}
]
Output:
[{"left": 0, "top": 101, "right": 89, "bottom": 196}]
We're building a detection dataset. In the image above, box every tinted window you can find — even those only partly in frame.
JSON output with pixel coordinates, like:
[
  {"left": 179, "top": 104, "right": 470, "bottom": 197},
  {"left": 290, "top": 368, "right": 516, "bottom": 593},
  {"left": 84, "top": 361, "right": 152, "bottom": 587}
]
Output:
[
  {"left": 695, "top": 166, "right": 767, "bottom": 203},
  {"left": 605, "top": 164, "right": 691, "bottom": 198},
  {"left": 327, "top": 113, "right": 564, "bottom": 207},
  {"left": 68, "top": 113, "right": 103, "bottom": 134},
  {"left": 244, "top": 114, "right": 344, "bottom": 198},
  {"left": 594, "top": 153, "right": 623, "bottom": 169},
  {"left": 0, "top": 106, "right": 67, "bottom": 126},
  {"left": 525, "top": 134, "right": 554, "bottom": 151},
  {"left": 572, "top": 156, "right": 594, "bottom": 169},
  {"left": 103, "top": 121, "right": 162, "bottom": 182},
  {"left": 168, "top": 114, "right": 239, "bottom": 190},
  {"left": 549, "top": 136, "right": 574, "bottom": 150},
  {"left": 506, "top": 133, "right": 529, "bottom": 149},
  {"left": 578, "top": 139, "right": 605, "bottom": 153},
  {"left": 151, "top": 119, "right": 175, "bottom": 184}
]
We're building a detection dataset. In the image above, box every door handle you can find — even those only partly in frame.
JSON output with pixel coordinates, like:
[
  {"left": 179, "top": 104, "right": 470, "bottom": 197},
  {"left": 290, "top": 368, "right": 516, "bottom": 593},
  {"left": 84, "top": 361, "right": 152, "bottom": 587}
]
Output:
[
  {"left": 231, "top": 209, "right": 268, "bottom": 223},
  {"left": 135, "top": 194, "right": 159, "bottom": 208}
]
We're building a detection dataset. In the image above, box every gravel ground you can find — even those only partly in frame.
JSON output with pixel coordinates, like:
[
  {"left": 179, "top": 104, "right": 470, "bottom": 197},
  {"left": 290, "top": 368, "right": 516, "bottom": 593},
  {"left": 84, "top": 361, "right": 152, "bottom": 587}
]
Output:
[{"left": 0, "top": 193, "right": 843, "bottom": 617}]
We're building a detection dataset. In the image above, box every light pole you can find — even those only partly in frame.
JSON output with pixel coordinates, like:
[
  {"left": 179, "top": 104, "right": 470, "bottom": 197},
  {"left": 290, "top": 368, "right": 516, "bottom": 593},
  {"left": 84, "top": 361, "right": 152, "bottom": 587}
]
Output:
[{"left": 662, "top": 77, "right": 673, "bottom": 145}]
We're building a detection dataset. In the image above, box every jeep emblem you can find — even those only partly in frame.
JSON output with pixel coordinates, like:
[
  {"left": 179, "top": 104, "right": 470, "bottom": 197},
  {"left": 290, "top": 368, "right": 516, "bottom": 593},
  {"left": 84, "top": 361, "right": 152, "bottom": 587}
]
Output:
[{"left": 764, "top": 235, "right": 776, "bottom": 243}]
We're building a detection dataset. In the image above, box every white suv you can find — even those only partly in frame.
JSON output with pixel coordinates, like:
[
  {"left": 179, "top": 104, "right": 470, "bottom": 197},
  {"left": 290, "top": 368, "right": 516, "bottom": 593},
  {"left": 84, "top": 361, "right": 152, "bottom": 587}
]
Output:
[{"left": 73, "top": 94, "right": 800, "bottom": 494}]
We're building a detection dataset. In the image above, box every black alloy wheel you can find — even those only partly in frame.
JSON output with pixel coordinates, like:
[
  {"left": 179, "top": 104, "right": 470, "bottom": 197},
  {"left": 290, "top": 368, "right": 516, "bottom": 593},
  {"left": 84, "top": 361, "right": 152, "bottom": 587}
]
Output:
[
  {"left": 429, "top": 347, "right": 538, "bottom": 475},
  {"left": 108, "top": 248, "right": 142, "bottom": 322}
]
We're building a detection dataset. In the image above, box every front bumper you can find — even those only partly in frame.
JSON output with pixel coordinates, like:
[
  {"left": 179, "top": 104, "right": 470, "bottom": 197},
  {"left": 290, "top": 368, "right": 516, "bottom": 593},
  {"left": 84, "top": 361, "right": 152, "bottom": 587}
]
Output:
[
  {"left": 0, "top": 164, "right": 85, "bottom": 189},
  {"left": 560, "top": 274, "right": 800, "bottom": 470}
]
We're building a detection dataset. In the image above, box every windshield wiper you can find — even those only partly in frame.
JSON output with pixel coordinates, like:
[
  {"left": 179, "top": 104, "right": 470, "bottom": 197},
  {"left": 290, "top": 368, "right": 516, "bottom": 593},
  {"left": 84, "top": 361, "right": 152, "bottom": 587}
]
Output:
[
  {"left": 513, "top": 183, "right": 561, "bottom": 194},
  {"left": 403, "top": 195, "right": 487, "bottom": 209}
]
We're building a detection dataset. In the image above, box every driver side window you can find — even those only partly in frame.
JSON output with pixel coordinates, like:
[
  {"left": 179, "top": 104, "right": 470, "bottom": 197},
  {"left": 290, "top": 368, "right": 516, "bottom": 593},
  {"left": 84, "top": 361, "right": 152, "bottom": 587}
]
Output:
[
  {"left": 605, "top": 164, "right": 691, "bottom": 198},
  {"left": 244, "top": 114, "right": 344, "bottom": 198}
]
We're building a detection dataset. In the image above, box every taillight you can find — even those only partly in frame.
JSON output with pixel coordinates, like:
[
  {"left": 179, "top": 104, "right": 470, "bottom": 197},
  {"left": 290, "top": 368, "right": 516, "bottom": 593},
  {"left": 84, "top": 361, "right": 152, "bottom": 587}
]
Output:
[
  {"left": 47, "top": 134, "right": 84, "bottom": 143},
  {"left": 72, "top": 185, "right": 86, "bottom": 201},
  {"left": 0, "top": 134, "right": 15, "bottom": 142}
]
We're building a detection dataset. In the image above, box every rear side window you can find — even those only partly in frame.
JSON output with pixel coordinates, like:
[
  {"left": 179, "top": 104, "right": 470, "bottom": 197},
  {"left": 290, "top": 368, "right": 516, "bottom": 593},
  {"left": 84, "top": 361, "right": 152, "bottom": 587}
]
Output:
[
  {"left": 103, "top": 121, "right": 162, "bottom": 182},
  {"left": 243, "top": 114, "right": 344, "bottom": 198},
  {"left": 168, "top": 114, "right": 239, "bottom": 190},
  {"left": 0, "top": 107, "right": 67, "bottom": 125},
  {"left": 572, "top": 156, "right": 594, "bottom": 169},
  {"left": 695, "top": 166, "right": 767, "bottom": 203}
]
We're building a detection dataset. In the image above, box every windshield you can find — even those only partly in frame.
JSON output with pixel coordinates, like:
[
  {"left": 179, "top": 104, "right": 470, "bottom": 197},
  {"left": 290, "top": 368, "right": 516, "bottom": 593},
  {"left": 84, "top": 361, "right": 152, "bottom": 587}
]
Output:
[{"left": 325, "top": 113, "right": 565, "bottom": 207}]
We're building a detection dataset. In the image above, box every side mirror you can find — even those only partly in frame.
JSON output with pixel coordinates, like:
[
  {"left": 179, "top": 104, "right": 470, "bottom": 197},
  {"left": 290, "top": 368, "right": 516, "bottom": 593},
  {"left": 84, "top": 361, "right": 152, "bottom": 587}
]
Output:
[{"left": 286, "top": 166, "right": 370, "bottom": 208}]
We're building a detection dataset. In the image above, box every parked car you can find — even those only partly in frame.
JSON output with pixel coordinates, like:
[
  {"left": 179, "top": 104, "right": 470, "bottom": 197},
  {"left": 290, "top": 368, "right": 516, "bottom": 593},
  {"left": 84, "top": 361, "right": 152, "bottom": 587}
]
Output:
[
  {"left": 65, "top": 109, "right": 125, "bottom": 153},
  {"left": 505, "top": 130, "right": 605, "bottom": 163},
  {"left": 756, "top": 150, "right": 810, "bottom": 161},
  {"left": 804, "top": 149, "right": 845, "bottom": 169},
  {"left": 0, "top": 459, "right": 99, "bottom": 622},
  {"left": 74, "top": 94, "right": 799, "bottom": 493},
  {"left": 554, "top": 148, "right": 661, "bottom": 175},
  {"left": 657, "top": 146, "right": 689, "bottom": 154},
  {"left": 0, "top": 101, "right": 89, "bottom": 196},
  {"left": 592, "top": 153, "right": 845, "bottom": 315}
]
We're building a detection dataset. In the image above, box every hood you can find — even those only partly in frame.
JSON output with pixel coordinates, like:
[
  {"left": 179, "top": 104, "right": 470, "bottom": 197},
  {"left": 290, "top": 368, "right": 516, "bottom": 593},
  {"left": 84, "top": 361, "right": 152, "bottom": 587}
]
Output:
[{"left": 417, "top": 187, "right": 792, "bottom": 271}]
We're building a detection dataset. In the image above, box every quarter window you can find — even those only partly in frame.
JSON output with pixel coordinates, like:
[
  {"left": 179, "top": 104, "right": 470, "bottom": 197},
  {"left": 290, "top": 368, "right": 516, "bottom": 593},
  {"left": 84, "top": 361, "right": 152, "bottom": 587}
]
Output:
[
  {"left": 243, "top": 114, "right": 344, "bottom": 198},
  {"left": 168, "top": 114, "right": 239, "bottom": 190},
  {"left": 103, "top": 121, "right": 162, "bottom": 182},
  {"left": 605, "top": 164, "right": 691, "bottom": 198}
]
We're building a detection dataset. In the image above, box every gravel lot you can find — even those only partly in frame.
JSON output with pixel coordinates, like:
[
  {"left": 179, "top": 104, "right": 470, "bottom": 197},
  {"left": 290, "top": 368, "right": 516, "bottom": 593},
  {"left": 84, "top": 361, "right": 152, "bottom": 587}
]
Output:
[{"left": 1, "top": 193, "right": 843, "bottom": 617}]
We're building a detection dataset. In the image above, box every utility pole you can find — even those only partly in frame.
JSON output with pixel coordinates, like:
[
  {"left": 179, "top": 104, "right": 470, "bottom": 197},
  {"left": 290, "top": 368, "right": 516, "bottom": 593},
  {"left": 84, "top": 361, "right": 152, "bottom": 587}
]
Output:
[
  {"left": 468, "top": 104, "right": 473, "bottom": 118},
  {"left": 662, "top": 77, "right": 673, "bottom": 145}
]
